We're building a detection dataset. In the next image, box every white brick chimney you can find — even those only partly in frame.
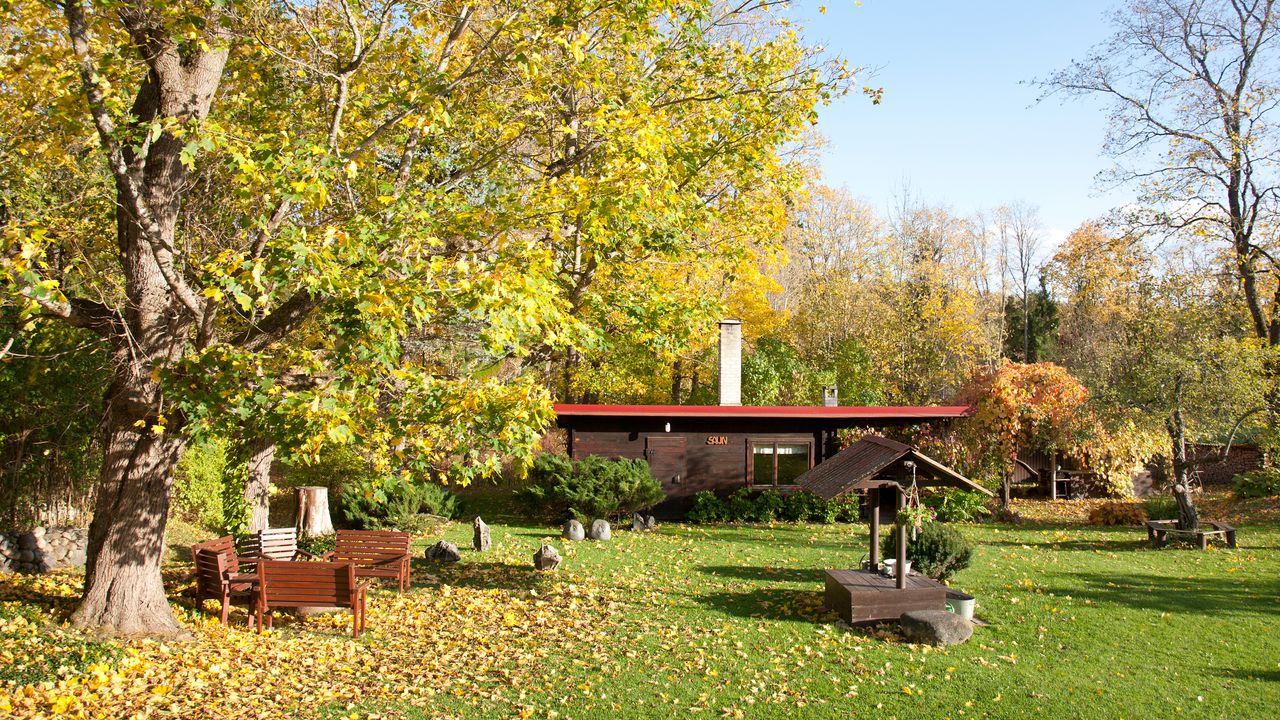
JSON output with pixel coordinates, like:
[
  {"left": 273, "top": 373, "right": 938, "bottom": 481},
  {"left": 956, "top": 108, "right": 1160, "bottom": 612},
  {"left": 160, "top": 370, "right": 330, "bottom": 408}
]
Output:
[{"left": 718, "top": 320, "right": 742, "bottom": 406}]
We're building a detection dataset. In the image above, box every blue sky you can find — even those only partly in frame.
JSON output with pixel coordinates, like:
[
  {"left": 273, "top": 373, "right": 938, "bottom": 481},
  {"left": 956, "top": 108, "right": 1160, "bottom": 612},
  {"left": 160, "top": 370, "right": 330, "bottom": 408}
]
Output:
[{"left": 790, "top": 0, "right": 1129, "bottom": 246}]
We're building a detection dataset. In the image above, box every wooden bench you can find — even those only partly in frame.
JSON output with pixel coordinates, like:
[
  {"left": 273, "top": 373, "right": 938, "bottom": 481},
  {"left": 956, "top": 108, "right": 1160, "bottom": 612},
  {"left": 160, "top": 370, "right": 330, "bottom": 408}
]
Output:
[
  {"left": 239, "top": 527, "right": 322, "bottom": 562},
  {"left": 255, "top": 560, "right": 369, "bottom": 638},
  {"left": 324, "top": 530, "right": 412, "bottom": 592},
  {"left": 190, "top": 536, "right": 258, "bottom": 626},
  {"left": 1146, "top": 520, "right": 1237, "bottom": 550}
]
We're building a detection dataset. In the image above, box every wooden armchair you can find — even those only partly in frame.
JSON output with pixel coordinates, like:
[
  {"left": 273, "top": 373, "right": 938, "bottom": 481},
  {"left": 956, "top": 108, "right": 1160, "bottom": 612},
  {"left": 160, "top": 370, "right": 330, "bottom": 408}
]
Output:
[
  {"left": 324, "top": 530, "right": 412, "bottom": 592},
  {"left": 255, "top": 560, "right": 368, "bottom": 638},
  {"left": 239, "top": 527, "right": 322, "bottom": 562},
  {"left": 190, "top": 537, "right": 257, "bottom": 626}
]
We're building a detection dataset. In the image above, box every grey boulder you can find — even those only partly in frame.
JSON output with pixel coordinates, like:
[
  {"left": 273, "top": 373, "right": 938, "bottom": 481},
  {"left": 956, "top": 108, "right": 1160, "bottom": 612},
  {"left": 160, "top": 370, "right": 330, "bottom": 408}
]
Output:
[
  {"left": 899, "top": 610, "right": 973, "bottom": 646},
  {"left": 562, "top": 520, "right": 585, "bottom": 541},
  {"left": 588, "top": 519, "right": 612, "bottom": 541},
  {"left": 472, "top": 517, "right": 491, "bottom": 552},
  {"left": 426, "top": 540, "right": 461, "bottom": 563},
  {"left": 630, "top": 514, "right": 657, "bottom": 531},
  {"left": 533, "top": 544, "right": 562, "bottom": 571}
]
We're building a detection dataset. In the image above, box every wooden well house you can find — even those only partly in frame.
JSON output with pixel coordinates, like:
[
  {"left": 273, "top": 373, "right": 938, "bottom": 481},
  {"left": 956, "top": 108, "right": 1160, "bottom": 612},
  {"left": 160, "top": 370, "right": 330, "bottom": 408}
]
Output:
[
  {"left": 796, "top": 434, "right": 992, "bottom": 623},
  {"left": 554, "top": 321, "right": 974, "bottom": 516}
]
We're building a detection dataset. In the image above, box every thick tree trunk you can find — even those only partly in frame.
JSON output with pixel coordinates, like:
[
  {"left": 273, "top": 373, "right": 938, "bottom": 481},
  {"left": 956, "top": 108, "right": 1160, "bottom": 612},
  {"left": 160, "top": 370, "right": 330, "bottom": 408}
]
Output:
[
  {"left": 72, "top": 387, "right": 188, "bottom": 637},
  {"left": 61, "top": 2, "right": 229, "bottom": 638},
  {"left": 295, "top": 486, "right": 335, "bottom": 538},
  {"left": 244, "top": 439, "right": 275, "bottom": 533}
]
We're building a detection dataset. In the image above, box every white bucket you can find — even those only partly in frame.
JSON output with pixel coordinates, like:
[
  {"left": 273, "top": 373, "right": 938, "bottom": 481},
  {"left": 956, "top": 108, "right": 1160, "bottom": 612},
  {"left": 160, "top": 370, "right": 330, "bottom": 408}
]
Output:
[
  {"left": 946, "top": 590, "right": 976, "bottom": 620},
  {"left": 881, "top": 559, "right": 911, "bottom": 577}
]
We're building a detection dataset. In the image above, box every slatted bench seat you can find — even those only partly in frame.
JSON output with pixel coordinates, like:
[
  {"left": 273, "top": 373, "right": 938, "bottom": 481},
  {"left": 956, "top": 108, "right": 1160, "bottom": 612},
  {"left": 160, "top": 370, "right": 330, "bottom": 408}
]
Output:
[
  {"left": 190, "top": 536, "right": 257, "bottom": 626},
  {"left": 239, "top": 527, "right": 321, "bottom": 562},
  {"left": 255, "top": 560, "right": 368, "bottom": 638},
  {"left": 1146, "top": 520, "right": 1237, "bottom": 549},
  {"left": 323, "top": 530, "right": 412, "bottom": 592}
]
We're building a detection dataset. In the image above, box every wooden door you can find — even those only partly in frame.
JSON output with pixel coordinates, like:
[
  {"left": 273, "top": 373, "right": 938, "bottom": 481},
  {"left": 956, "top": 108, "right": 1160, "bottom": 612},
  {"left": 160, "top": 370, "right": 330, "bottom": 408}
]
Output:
[{"left": 645, "top": 436, "right": 687, "bottom": 491}]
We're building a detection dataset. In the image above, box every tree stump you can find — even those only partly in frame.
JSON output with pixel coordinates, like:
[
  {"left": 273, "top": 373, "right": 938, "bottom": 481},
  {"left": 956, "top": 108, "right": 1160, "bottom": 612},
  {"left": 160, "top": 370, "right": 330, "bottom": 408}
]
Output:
[{"left": 294, "top": 486, "right": 334, "bottom": 538}]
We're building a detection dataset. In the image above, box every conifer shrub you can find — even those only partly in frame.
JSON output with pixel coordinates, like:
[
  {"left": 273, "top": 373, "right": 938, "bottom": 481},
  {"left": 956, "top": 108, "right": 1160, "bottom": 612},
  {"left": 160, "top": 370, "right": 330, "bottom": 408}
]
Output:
[
  {"left": 518, "top": 454, "right": 664, "bottom": 522},
  {"left": 880, "top": 522, "right": 973, "bottom": 581}
]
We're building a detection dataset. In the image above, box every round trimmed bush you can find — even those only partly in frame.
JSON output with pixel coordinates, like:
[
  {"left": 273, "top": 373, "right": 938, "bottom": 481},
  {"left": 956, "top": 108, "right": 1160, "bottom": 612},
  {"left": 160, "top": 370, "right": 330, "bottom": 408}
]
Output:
[{"left": 880, "top": 522, "right": 973, "bottom": 582}]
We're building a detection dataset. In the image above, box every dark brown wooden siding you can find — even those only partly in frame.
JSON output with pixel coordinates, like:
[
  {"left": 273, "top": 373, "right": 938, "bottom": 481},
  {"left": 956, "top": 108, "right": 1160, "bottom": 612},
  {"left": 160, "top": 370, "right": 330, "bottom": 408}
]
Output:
[{"left": 569, "top": 429, "right": 823, "bottom": 501}]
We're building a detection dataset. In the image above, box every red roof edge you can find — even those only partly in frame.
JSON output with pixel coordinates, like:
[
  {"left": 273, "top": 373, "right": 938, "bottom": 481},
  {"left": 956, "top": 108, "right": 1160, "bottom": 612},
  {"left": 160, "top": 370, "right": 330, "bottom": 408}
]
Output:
[{"left": 553, "top": 404, "right": 974, "bottom": 419}]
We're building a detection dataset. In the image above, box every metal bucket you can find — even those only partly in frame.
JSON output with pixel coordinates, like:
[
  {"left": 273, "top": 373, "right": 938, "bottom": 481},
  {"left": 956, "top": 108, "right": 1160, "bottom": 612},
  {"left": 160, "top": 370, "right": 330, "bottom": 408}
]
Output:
[{"left": 945, "top": 590, "right": 976, "bottom": 620}]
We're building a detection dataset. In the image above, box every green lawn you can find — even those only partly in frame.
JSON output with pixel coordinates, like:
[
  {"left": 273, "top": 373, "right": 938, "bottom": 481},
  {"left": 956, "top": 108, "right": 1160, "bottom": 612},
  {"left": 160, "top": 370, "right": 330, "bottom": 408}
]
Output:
[
  {"left": 327, "top": 519, "right": 1280, "bottom": 719},
  {"left": 4, "top": 517, "right": 1278, "bottom": 719}
]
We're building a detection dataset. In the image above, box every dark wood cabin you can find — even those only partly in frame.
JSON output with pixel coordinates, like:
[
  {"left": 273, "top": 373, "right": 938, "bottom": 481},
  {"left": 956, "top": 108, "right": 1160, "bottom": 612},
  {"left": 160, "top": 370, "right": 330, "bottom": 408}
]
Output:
[{"left": 554, "top": 403, "right": 972, "bottom": 516}]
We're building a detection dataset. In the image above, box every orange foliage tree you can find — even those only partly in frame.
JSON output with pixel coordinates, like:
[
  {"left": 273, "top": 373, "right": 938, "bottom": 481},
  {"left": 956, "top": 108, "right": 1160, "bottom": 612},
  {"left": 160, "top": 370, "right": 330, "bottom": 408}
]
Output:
[{"left": 950, "top": 361, "right": 1091, "bottom": 507}]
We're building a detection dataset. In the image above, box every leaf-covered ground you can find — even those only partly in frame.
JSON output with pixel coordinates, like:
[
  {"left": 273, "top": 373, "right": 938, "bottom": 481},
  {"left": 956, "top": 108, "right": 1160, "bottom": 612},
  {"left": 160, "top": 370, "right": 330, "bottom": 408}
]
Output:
[{"left": 3, "top": 510, "right": 1279, "bottom": 719}]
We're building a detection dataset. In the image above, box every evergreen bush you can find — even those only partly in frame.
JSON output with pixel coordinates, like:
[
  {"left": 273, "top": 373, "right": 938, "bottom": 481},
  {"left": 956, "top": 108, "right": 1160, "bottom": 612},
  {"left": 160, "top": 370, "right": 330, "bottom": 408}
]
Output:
[
  {"left": 687, "top": 490, "right": 727, "bottom": 523},
  {"left": 517, "top": 454, "right": 664, "bottom": 522},
  {"left": 880, "top": 522, "right": 973, "bottom": 581},
  {"left": 338, "top": 475, "right": 459, "bottom": 531}
]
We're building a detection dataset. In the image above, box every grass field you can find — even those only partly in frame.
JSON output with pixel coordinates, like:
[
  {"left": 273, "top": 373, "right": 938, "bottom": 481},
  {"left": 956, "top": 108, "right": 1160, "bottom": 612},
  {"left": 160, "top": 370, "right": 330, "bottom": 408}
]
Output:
[{"left": 3, "top": 507, "right": 1278, "bottom": 719}]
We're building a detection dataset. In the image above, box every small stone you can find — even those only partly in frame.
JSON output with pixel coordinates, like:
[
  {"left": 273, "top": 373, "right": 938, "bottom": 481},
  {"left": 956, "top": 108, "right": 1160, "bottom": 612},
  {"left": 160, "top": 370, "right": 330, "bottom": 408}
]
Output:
[
  {"left": 533, "top": 544, "right": 561, "bottom": 571},
  {"left": 426, "top": 540, "right": 461, "bottom": 563},
  {"left": 17, "top": 550, "right": 33, "bottom": 563},
  {"left": 645, "top": 515, "right": 657, "bottom": 530},
  {"left": 472, "top": 517, "right": 491, "bottom": 552},
  {"left": 588, "top": 519, "right": 611, "bottom": 541},
  {"left": 632, "top": 513, "right": 646, "bottom": 531},
  {"left": 561, "top": 520, "right": 585, "bottom": 541},
  {"left": 31, "top": 527, "right": 45, "bottom": 538},
  {"left": 899, "top": 610, "right": 973, "bottom": 647}
]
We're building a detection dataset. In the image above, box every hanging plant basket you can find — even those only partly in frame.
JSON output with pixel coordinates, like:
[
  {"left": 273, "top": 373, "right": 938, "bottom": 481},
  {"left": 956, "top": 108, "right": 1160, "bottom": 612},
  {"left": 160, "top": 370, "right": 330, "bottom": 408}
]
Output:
[
  {"left": 896, "top": 505, "right": 935, "bottom": 540},
  {"left": 895, "top": 483, "right": 933, "bottom": 540}
]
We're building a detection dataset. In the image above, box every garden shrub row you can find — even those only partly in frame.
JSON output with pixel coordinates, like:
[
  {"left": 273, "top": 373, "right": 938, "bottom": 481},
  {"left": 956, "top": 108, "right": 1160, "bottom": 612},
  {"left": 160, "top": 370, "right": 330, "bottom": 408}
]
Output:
[
  {"left": 1233, "top": 468, "right": 1280, "bottom": 498},
  {"left": 921, "top": 489, "right": 991, "bottom": 522},
  {"left": 686, "top": 489, "right": 860, "bottom": 524}
]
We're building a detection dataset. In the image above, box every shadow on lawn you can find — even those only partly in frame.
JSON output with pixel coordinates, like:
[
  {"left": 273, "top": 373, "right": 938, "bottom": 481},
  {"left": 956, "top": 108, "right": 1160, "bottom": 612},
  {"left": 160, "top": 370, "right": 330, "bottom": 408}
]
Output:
[
  {"left": 697, "top": 564, "right": 825, "bottom": 584},
  {"left": 979, "top": 536, "right": 1152, "bottom": 552},
  {"left": 695, "top": 586, "right": 834, "bottom": 623},
  {"left": 1215, "top": 667, "right": 1280, "bottom": 682},
  {"left": 1041, "top": 571, "right": 1280, "bottom": 616},
  {"left": 412, "top": 558, "right": 554, "bottom": 593}
]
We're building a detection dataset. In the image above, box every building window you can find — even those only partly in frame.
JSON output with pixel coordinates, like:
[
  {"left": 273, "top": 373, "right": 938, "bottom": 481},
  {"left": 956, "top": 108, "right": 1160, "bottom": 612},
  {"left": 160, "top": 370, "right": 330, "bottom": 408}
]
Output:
[{"left": 749, "top": 441, "right": 813, "bottom": 487}]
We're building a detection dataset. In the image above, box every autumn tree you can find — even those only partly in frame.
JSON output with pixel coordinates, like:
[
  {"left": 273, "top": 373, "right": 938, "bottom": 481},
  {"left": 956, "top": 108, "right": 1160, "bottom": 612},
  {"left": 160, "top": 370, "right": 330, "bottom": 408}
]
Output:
[
  {"left": 953, "top": 361, "right": 1091, "bottom": 507},
  {"left": 995, "top": 202, "right": 1045, "bottom": 362},
  {"left": 535, "top": 3, "right": 850, "bottom": 404},
  {"left": 1092, "top": 253, "right": 1271, "bottom": 528},
  {"left": 1044, "top": 0, "right": 1280, "bottom": 348},
  {"left": 0, "top": 0, "right": 848, "bottom": 636}
]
